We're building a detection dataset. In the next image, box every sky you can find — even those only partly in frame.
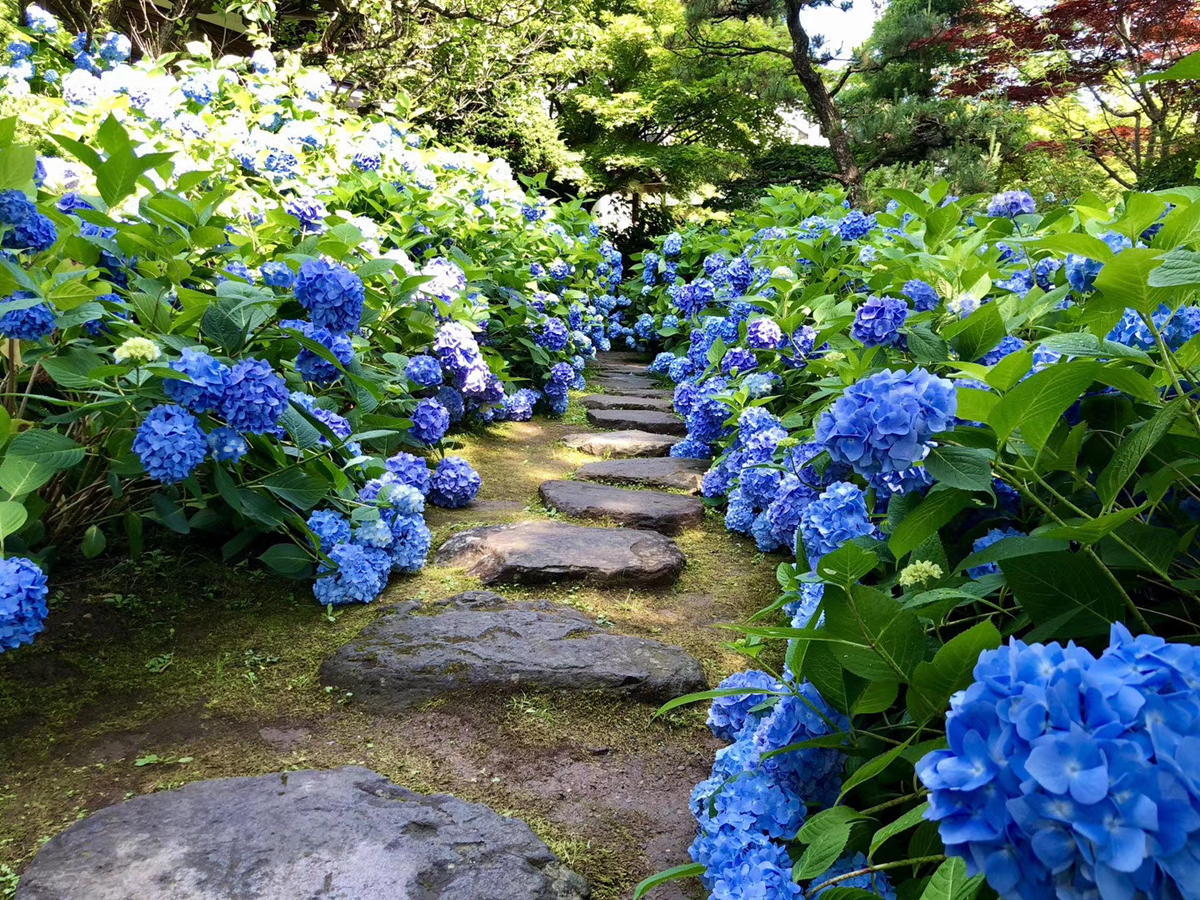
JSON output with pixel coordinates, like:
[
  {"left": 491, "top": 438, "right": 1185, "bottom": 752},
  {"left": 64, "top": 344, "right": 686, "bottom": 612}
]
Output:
[{"left": 799, "top": 0, "right": 882, "bottom": 61}]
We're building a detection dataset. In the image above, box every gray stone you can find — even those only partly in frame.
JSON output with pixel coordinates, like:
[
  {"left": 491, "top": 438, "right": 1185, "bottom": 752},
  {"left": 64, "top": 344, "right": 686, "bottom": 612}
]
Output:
[
  {"left": 580, "top": 394, "right": 674, "bottom": 412},
  {"left": 595, "top": 351, "right": 652, "bottom": 366},
  {"left": 589, "top": 361, "right": 651, "bottom": 376},
  {"left": 576, "top": 457, "right": 710, "bottom": 494},
  {"left": 539, "top": 480, "right": 704, "bottom": 534},
  {"left": 586, "top": 409, "right": 686, "bottom": 436},
  {"left": 434, "top": 521, "right": 685, "bottom": 585},
  {"left": 15, "top": 767, "right": 589, "bottom": 900},
  {"left": 561, "top": 430, "right": 681, "bottom": 458},
  {"left": 588, "top": 385, "right": 674, "bottom": 399},
  {"left": 592, "top": 373, "right": 664, "bottom": 393},
  {"left": 322, "top": 592, "right": 706, "bottom": 707}
]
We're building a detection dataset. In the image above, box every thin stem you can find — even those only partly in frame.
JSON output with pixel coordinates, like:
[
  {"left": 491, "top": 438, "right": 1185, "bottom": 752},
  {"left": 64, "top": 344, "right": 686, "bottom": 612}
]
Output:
[
  {"left": 860, "top": 792, "right": 925, "bottom": 817},
  {"left": 808, "top": 855, "right": 946, "bottom": 893}
]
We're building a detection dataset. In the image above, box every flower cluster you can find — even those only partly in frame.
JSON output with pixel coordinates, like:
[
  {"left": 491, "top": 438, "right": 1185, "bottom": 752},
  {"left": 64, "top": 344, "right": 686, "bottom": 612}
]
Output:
[{"left": 918, "top": 625, "right": 1200, "bottom": 900}]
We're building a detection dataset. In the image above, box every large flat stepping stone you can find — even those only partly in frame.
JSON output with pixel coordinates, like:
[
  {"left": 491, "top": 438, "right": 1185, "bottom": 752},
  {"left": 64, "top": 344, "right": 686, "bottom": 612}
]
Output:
[
  {"left": 597, "top": 351, "right": 652, "bottom": 365},
  {"left": 562, "top": 430, "right": 681, "bottom": 458},
  {"left": 539, "top": 480, "right": 703, "bottom": 534},
  {"left": 586, "top": 408, "right": 686, "bottom": 435},
  {"left": 16, "top": 766, "right": 588, "bottom": 900},
  {"left": 591, "top": 361, "right": 652, "bottom": 376},
  {"left": 576, "top": 457, "right": 709, "bottom": 494},
  {"left": 594, "top": 373, "right": 663, "bottom": 392},
  {"left": 435, "top": 521, "right": 685, "bottom": 585},
  {"left": 581, "top": 394, "right": 674, "bottom": 412},
  {"left": 591, "top": 385, "right": 674, "bottom": 399},
  {"left": 322, "top": 591, "right": 706, "bottom": 707}
]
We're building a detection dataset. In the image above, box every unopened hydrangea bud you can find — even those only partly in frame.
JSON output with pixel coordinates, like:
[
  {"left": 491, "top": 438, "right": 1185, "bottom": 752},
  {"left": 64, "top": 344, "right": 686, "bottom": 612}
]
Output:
[
  {"left": 114, "top": 337, "right": 161, "bottom": 364},
  {"left": 899, "top": 559, "right": 943, "bottom": 588}
]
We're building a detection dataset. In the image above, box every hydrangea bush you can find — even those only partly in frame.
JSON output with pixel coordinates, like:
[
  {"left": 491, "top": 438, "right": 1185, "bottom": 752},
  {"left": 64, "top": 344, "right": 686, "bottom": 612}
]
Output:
[
  {"left": 0, "top": 12, "right": 617, "bottom": 649},
  {"left": 630, "top": 180, "right": 1200, "bottom": 900}
]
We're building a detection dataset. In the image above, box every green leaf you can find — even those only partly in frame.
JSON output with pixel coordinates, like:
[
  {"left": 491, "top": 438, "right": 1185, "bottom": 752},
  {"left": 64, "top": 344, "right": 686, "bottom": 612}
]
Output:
[
  {"left": 81, "top": 524, "right": 106, "bottom": 559},
  {"left": 869, "top": 802, "right": 930, "bottom": 859},
  {"left": 0, "top": 145, "right": 36, "bottom": 190},
  {"left": 0, "top": 500, "right": 27, "bottom": 539},
  {"left": 0, "top": 430, "right": 85, "bottom": 497},
  {"left": 922, "top": 447, "right": 993, "bottom": 493},
  {"left": 814, "top": 543, "right": 878, "bottom": 588},
  {"left": 990, "top": 361, "right": 1100, "bottom": 449},
  {"left": 202, "top": 303, "right": 247, "bottom": 353},
  {"left": 919, "top": 858, "right": 983, "bottom": 900},
  {"left": 97, "top": 147, "right": 175, "bottom": 207},
  {"left": 954, "top": 536, "right": 1069, "bottom": 574},
  {"left": 1094, "top": 248, "right": 1169, "bottom": 314},
  {"left": 1001, "top": 551, "right": 1127, "bottom": 639},
  {"left": 124, "top": 511, "right": 143, "bottom": 558},
  {"left": 794, "top": 817, "right": 853, "bottom": 880},
  {"left": 1141, "top": 49, "right": 1200, "bottom": 82},
  {"left": 1034, "top": 507, "right": 1148, "bottom": 545},
  {"left": 908, "top": 621, "right": 1001, "bottom": 722},
  {"left": 1147, "top": 249, "right": 1200, "bottom": 287},
  {"left": 889, "top": 489, "right": 973, "bottom": 558},
  {"left": 632, "top": 864, "right": 706, "bottom": 899},
  {"left": 840, "top": 738, "right": 913, "bottom": 798},
  {"left": 954, "top": 387, "right": 997, "bottom": 424},
  {"left": 150, "top": 493, "right": 191, "bottom": 534},
  {"left": 263, "top": 470, "right": 328, "bottom": 511},
  {"left": 259, "top": 543, "right": 315, "bottom": 578},
  {"left": 824, "top": 584, "right": 926, "bottom": 681},
  {"left": 1096, "top": 400, "right": 1185, "bottom": 508},
  {"left": 654, "top": 685, "right": 792, "bottom": 719},
  {"left": 949, "top": 302, "right": 1006, "bottom": 362}
]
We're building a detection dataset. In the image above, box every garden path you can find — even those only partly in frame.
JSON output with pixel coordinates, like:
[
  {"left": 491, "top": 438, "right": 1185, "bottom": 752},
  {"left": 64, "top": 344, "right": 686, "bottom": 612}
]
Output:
[{"left": 1, "top": 354, "right": 777, "bottom": 900}]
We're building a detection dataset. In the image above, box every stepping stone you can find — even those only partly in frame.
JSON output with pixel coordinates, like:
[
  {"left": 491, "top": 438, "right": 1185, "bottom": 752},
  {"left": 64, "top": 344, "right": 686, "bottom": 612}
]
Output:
[
  {"left": 594, "top": 373, "right": 663, "bottom": 392},
  {"left": 581, "top": 394, "right": 674, "bottom": 412},
  {"left": 15, "top": 766, "right": 588, "bottom": 900},
  {"left": 591, "top": 361, "right": 651, "bottom": 376},
  {"left": 539, "top": 480, "right": 704, "bottom": 534},
  {"left": 562, "top": 430, "right": 681, "bottom": 458},
  {"left": 576, "top": 457, "right": 710, "bottom": 494},
  {"left": 434, "top": 521, "right": 685, "bottom": 585},
  {"left": 591, "top": 385, "right": 674, "bottom": 400},
  {"left": 323, "top": 591, "right": 706, "bottom": 707},
  {"left": 597, "top": 351, "right": 652, "bottom": 365},
  {"left": 587, "top": 408, "right": 686, "bottom": 436}
]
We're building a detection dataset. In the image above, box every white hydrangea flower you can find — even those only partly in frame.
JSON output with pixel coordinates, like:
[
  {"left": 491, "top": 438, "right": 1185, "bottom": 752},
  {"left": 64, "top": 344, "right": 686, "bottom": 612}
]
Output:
[{"left": 114, "top": 337, "right": 161, "bottom": 364}]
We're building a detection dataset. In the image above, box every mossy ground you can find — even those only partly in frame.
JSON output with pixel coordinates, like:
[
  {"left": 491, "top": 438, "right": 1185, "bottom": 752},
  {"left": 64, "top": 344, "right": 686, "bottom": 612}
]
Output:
[{"left": 0, "top": 385, "right": 781, "bottom": 900}]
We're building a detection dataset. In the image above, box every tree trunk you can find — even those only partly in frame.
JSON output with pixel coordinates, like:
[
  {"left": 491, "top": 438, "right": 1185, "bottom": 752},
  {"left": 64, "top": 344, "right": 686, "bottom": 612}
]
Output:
[{"left": 783, "top": 0, "right": 865, "bottom": 206}]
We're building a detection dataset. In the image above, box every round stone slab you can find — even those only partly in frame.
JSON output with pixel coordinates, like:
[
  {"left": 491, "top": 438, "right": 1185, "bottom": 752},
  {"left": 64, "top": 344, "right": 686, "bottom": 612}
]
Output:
[
  {"left": 576, "top": 457, "right": 710, "bottom": 494},
  {"left": 539, "top": 480, "right": 704, "bottom": 534},
  {"left": 15, "top": 767, "right": 589, "bottom": 900},
  {"left": 434, "top": 521, "right": 685, "bottom": 585},
  {"left": 322, "top": 591, "right": 707, "bottom": 707},
  {"left": 581, "top": 394, "right": 674, "bottom": 412},
  {"left": 586, "top": 409, "right": 686, "bottom": 436},
  {"left": 562, "top": 430, "right": 682, "bottom": 459}
]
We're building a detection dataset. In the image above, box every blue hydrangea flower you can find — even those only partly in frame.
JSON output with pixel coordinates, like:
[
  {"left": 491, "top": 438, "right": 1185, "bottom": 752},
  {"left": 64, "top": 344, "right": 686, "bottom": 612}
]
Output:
[
  {"left": 282, "top": 319, "right": 354, "bottom": 384},
  {"left": 966, "top": 527, "right": 1025, "bottom": 579},
  {"left": 312, "top": 540, "right": 391, "bottom": 606},
  {"left": 815, "top": 368, "right": 957, "bottom": 475},
  {"left": 986, "top": 190, "right": 1036, "bottom": 218},
  {"left": 742, "top": 373, "right": 776, "bottom": 398},
  {"left": 836, "top": 210, "right": 876, "bottom": 241},
  {"left": 810, "top": 853, "right": 897, "bottom": 900},
  {"left": 746, "top": 318, "right": 783, "bottom": 350},
  {"left": 918, "top": 624, "right": 1200, "bottom": 900},
  {"left": 0, "top": 556, "right": 48, "bottom": 651},
  {"left": 354, "top": 517, "right": 393, "bottom": 549},
  {"left": 902, "top": 279, "right": 940, "bottom": 312},
  {"left": 535, "top": 318, "right": 570, "bottom": 352},
  {"left": 784, "top": 582, "right": 825, "bottom": 629},
  {"left": 750, "top": 681, "right": 848, "bottom": 806},
  {"left": 436, "top": 385, "right": 466, "bottom": 423},
  {"left": 663, "top": 232, "right": 683, "bottom": 258},
  {"left": 648, "top": 352, "right": 676, "bottom": 374},
  {"left": 406, "top": 354, "right": 444, "bottom": 388},
  {"left": 387, "top": 512, "right": 431, "bottom": 572},
  {"left": 217, "top": 359, "right": 288, "bottom": 435},
  {"left": 851, "top": 295, "right": 908, "bottom": 347},
  {"left": 260, "top": 261, "right": 295, "bottom": 288},
  {"left": 429, "top": 456, "right": 481, "bottom": 508},
  {"left": 307, "top": 509, "right": 351, "bottom": 553},
  {"left": 409, "top": 398, "right": 450, "bottom": 445},
  {"left": 133, "top": 404, "right": 208, "bottom": 484},
  {"left": 707, "top": 670, "right": 786, "bottom": 741},
  {"left": 725, "top": 489, "right": 756, "bottom": 534},
  {"left": 721, "top": 348, "right": 757, "bottom": 375},
  {"left": 384, "top": 452, "right": 432, "bottom": 495},
  {"left": 207, "top": 427, "right": 248, "bottom": 463},
  {"left": 670, "top": 436, "right": 713, "bottom": 460},
  {"left": 757, "top": 475, "right": 818, "bottom": 553},
  {"left": 799, "top": 481, "right": 875, "bottom": 569},
  {"left": 668, "top": 357, "right": 695, "bottom": 384},
  {"left": 0, "top": 292, "right": 55, "bottom": 340},
  {"left": 294, "top": 258, "right": 365, "bottom": 333},
  {"left": 0, "top": 190, "right": 33, "bottom": 225},
  {"left": 4, "top": 211, "right": 56, "bottom": 252}
]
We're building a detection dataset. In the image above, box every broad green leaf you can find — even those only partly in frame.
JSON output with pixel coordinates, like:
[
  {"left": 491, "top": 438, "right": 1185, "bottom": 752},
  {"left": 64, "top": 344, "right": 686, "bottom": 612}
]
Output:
[
  {"left": 908, "top": 621, "right": 1001, "bottom": 722},
  {"left": 870, "top": 802, "right": 930, "bottom": 859},
  {"left": 922, "top": 447, "right": 993, "bottom": 493},
  {"left": 1001, "top": 551, "right": 1127, "bottom": 639},
  {"left": 840, "top": 738, "right": 913, "bottom": 798},
  {"left": 259, "top": 543, "right": 315, "bottom": 578},
  {"left": 1034, "top": 507, "right": 1148, "bottom": 545},
  {"left": 794, "top": 818, "right": 853, "bottom": 879},
  {"left": 1147, "top": 249, "right": 1200, "bottom": 287},
  {"left": 81, "top": 524, "right": 106, "bottom": 559},
  {"left": 948, "top": 302, "right": 1006, "bottom": 362},
  {"left": 0, "top": 500, "right": 27, "bottom": 539},
  {"left": 150, "top": 493, "right": 191, "bottom": 534},
  {"left": 1141, "top": 49, "right": 1200, "bottom": 82},
  {"left": 919, "top": 857, "right": 983, "bottom": 900},
  {"left": 954, "top": 387, "right": 997, "bottom": 424},
  {"left": 1159, "top": 202, "right": 1200, "bottom": 250},
  {"left": 990, "top": 361, "right": 1100, "bottom": 449},
  {"left": 1096, "top": 400, "right": 1185, "bottom": 508},
  {"left": 824, "top": 584, "right": 926, "bottom": 681},
  {"left": 814, "top": 544, "right": 878, "bottom": 588},
  {"left": 889, "top": 489, "right": 973, "bottom": 558},
  {"left": 954, "top": 536, "right": 1069, "bottom": 574},
  {"left": 654, "top": 686, "right": 792, "bottom": 719},
  {"left": 1094, "top": 248, "right": 1168, "bottom": 314},
  {"left": 263, "top": 469, "right": 328, "bottom": 511}
]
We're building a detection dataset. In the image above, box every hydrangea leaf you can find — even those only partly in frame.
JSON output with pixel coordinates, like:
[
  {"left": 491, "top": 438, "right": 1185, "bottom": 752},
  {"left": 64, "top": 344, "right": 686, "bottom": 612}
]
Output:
[
  {"left": 908, "top": 621, "right": 1002, "bottom": 724},
  {"left": 1000, "top": 551, "right": 1126, "bottom": 639},
  {"left": 1096, "top": 398, "right": 1186, "bottom": 508},
  {"left": 631, "top": 863, "right": 705, "bottom": 900},
  {"left": 824, "top": 584, "right": 926, "bottom": 682},
  {"left": 989, "top": 360, "right": 1101, "bottom": 449},
  {"left": 869, "top": 802, "right": 930, "bottom": 861},
  {"left": 919, "top": 857, "right": 983, "bottom": 900}
]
